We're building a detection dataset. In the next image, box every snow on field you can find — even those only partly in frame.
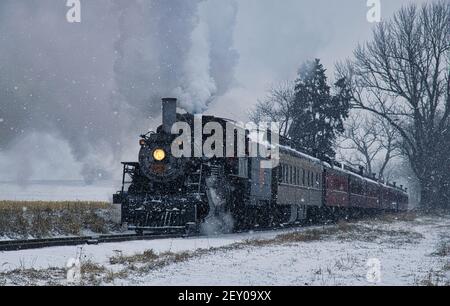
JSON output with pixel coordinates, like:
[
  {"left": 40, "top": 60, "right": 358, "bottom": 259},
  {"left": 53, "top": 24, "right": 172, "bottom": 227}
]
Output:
[
  {"left": 119, "top": 215, "right": 450, "bottom": 286},
  {"left": 0, "top": 214, "right": 449, "bottom": 286},
  {"left": 0, "top": 228, "right": 298, "bottom": 273},
  {"left": 0, "top": 181, "right": 118, "bottom": 202}
]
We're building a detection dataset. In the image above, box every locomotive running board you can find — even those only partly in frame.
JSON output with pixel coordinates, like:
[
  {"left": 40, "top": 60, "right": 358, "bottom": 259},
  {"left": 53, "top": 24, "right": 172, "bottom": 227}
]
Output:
[{"left": 128, "top": 225, "right": 188, "bottom": 233}]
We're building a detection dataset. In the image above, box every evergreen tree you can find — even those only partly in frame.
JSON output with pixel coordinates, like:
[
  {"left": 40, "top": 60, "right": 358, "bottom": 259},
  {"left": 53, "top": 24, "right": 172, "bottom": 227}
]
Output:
[{"left": 289, "top": 59, "right": 350, "bottom": 162}]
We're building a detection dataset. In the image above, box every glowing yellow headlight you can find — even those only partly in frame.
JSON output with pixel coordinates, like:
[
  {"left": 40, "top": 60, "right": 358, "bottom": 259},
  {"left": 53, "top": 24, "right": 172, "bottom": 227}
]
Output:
[{"left": 153, "top": 149, "right": 166, "bottom": 161}]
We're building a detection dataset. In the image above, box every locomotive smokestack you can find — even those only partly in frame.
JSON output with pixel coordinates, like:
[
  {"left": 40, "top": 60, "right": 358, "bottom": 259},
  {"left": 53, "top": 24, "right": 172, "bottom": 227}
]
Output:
[{"left": 162, "top": 98, "right": 177, "bottom": 134}]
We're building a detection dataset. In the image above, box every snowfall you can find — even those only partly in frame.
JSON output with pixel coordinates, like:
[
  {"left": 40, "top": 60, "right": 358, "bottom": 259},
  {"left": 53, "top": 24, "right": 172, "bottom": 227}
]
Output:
[
  {"left": 0, "top": 180, "right": 116, "bottom": 202},
  {"left": 0, "top": 181, "right": 449, "bottom": 286}
]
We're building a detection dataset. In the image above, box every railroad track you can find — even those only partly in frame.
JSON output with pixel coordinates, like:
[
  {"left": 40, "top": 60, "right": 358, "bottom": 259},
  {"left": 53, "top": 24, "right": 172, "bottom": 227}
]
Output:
[
  {"left": 0, "top": 232, "right": 183, "bottom": 252},
  {"left": 0, "top": 224, "right": 300, "bottom": 252},
  {"left": 0, "top": 217, "right": 363, "bottom": 252}
]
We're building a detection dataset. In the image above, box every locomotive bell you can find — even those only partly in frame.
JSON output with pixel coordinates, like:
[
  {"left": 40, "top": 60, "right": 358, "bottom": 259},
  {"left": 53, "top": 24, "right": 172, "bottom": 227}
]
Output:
[{"left": 162, "top": 98, "right": 177, "bottom": 134}]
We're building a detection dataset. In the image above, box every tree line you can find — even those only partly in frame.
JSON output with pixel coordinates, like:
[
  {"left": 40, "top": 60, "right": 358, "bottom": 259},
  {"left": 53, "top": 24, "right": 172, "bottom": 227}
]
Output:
[{"left": 250, "top": 1, "right": 449, "bottom": 210}]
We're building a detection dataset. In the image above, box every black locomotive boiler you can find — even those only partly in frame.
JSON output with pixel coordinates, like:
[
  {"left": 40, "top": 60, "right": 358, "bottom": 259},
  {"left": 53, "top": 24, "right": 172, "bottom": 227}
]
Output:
[{"left": 113, "top": 98, "right": 409, "bottom": 234}]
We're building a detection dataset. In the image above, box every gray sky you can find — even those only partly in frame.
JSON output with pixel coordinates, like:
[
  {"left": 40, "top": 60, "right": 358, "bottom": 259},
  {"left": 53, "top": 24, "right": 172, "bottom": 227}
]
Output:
[
  {"left": 0, "top": 0, "right": 428, "bottom": 181},
  {"left": 208, "top": 0, "right": 427, "bottom": 120}
]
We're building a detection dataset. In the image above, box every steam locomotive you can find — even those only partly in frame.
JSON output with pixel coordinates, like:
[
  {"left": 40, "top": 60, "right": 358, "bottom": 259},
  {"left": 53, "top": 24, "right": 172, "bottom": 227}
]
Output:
[{"left": 113, "top": 98, "right": 408, "bottom": 234}]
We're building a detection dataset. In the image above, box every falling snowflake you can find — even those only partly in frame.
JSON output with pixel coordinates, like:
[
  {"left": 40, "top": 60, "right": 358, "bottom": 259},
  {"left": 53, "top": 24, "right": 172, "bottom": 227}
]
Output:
[{"left": 0, "top": 118, "right": 4, "bottom": 123}]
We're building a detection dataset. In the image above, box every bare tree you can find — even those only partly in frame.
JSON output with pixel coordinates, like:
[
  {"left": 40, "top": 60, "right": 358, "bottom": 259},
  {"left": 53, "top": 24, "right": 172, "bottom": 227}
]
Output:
[
  {"left": 338, "top": 113, "right": 401, "bottom": 180},
  {"left": 337, "top": 1, "right": 450, "bottom": 208},
  {"left": 338, "top": 114, "right": 379, "bottom": 175},
  {"left": 376, "top": 117, "right": 402, "bottom": 181},
  {"left": 249, "top": 81, "right": 295, "bottom": 137}
]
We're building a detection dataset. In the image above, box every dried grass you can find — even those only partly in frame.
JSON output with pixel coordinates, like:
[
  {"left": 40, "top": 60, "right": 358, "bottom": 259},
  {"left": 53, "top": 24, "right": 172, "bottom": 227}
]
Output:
[
  {"left": 415, "top": 271, "right": 449, "bottom": 286},
  {"left": 0, "top": 201, "right": 112, "bottom": 238},
  {"left": 110, "top": 249, "right": 159, "bottom": 265},
  {"left": 81, "top": 261, "right": 107, "bottom": 275},
  {"left": 443, "top": 262, "right": 450, "bottom": 271},
  {"left": 0, "top": 201, "right": 108, "bottom": 210},
  {"left": 244, "top": 220, "right": 423, "bottom": 248},
  {"left": 432, "top": 242, "right": 450, "bottom": 257},
  {"left": 375, "top": 212, "right": 418, "bottom": 223}
]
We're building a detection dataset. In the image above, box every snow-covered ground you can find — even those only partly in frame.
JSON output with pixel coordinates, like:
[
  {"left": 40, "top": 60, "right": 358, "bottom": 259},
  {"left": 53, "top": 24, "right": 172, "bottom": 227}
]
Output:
[
  {"left": 0, "top": 180, "right": 118, "bottom": 202},
  {"left": 0, "top": 229, "right": 291, "bottom": 272},
  {"left": 1, "top": 213, "right": 449, "bottom": 286}
]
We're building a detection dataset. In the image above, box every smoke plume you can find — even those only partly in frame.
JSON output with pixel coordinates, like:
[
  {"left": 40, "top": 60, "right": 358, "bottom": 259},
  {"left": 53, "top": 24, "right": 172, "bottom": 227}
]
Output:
[{"left": 0, "top": 0, "right": 239, "bottom": 183}]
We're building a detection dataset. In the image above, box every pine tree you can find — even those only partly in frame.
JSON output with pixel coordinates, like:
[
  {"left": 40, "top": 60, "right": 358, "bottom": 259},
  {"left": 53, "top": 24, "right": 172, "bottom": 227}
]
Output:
[{"left": 289, "top": 59, "right": 350, "bottom": 162}]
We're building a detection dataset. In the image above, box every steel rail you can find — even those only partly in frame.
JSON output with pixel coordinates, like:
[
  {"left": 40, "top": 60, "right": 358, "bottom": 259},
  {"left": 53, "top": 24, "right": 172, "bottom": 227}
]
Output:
[{"left": 0, "top": 233, "right": 183, "bottom": 252}]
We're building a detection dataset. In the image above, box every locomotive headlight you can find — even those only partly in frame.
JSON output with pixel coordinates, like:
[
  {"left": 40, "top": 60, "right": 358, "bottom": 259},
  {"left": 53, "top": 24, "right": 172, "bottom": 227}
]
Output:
[{"left": 153, "top": 148, "right": 166, "bottom": 161}]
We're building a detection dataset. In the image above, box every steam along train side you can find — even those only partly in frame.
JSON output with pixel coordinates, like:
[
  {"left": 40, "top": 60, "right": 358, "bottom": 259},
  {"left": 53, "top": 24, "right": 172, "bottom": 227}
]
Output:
[{"left": 113, "top": 98, "right": 408, "bottom": 234}]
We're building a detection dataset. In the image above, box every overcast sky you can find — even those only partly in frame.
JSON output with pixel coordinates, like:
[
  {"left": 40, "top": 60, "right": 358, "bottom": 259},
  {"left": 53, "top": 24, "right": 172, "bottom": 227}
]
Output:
[
  {"left": 0, "top": 0, "right": 428, "bottom": 182},
  {"left": 208, "top": 0, "right": 428, "bottom": 120}
]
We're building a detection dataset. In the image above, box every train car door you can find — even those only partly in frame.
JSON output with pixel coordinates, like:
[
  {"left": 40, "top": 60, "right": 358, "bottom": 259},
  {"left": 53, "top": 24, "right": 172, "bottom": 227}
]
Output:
[{"left": 249, "top": 157, "right": 272, "bottom": 206}]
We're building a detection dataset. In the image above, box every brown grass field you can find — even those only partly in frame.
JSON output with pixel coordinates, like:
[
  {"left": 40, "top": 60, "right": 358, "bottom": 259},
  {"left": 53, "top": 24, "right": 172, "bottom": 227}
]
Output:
[
  {"left": 0, "top": 201, "right": 110, "bottom": 211},
  {"left": 0, "top": 201, "right": 114, "bottom": 238},
  {"left": 0, "top": 200, "right": 109, "bottom": 210}
]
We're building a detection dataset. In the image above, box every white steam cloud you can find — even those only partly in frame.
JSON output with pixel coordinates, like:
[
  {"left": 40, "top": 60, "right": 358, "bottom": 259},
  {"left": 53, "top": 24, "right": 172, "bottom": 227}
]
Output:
[
  {"left": 114, "top": 0, "right": 238, "bottom": 114},
  {"left": 0, "top": 0, "right": 238, "bottom": 183}
]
